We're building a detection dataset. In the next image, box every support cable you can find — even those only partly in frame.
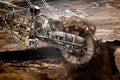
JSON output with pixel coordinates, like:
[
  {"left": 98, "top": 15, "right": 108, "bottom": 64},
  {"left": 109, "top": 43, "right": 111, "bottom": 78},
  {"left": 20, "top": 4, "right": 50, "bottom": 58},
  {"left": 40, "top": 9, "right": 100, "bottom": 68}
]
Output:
[
  {"left": 41, "top": 0, "right": 59, "bottom": 19},
  {"left": 26, "top": 0, "right": 33, "bottom": 7}
]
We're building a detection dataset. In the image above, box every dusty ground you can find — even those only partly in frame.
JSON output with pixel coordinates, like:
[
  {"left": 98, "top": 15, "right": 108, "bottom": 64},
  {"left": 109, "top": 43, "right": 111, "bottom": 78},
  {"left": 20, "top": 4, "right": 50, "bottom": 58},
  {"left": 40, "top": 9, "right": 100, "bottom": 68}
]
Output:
[{"left": 0, "top": 0, "right": 120, "bottom": 80}]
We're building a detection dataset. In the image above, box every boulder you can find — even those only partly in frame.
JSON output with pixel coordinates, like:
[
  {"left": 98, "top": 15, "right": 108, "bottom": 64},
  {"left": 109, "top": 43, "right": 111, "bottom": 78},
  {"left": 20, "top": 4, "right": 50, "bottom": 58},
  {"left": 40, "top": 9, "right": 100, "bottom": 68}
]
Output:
[{"left": 114, "top": 48, "right": 120, "bottom": 72}]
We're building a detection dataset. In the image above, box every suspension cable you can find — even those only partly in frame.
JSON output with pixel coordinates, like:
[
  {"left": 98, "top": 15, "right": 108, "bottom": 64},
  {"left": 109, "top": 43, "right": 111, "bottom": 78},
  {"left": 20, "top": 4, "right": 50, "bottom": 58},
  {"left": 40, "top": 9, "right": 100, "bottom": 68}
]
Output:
[
  {"left": 41, "top": 0, "right": 53, "bottom": 12},
  {"left": 26, "top": 0, "right": 33, "bottom": 7},
  {"left": 41, "top": 0, "right": 59, "bottom": 19}
]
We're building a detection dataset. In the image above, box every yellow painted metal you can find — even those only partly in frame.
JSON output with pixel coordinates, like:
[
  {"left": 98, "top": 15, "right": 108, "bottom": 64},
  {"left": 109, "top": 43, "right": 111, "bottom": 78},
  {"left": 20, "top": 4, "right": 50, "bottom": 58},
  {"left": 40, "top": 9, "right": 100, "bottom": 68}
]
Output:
[{"left": 2, "top": 23, "right": 27, "bottom": 43}]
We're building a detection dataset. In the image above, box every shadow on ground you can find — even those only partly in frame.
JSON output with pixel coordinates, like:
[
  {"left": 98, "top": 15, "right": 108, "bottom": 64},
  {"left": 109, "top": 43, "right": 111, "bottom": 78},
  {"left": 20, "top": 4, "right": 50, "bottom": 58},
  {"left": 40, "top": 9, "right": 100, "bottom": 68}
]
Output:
[{"left": 0, "top": 47, "right": 63, "bottom": 60}]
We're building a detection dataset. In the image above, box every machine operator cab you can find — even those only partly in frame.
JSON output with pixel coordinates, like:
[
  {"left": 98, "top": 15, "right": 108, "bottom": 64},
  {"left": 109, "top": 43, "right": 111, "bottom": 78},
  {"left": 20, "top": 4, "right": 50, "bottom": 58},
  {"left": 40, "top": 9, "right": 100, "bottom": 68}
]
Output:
[{"left": 30, "top": 5, "right": 40, "bottom": 16}]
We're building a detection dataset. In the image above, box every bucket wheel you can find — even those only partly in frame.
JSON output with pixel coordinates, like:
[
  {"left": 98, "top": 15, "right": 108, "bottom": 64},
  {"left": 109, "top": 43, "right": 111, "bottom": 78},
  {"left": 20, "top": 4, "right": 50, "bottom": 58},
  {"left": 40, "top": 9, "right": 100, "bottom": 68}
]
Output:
[
  {"left": 60, "top": 16, "right": 96, "bottom": 65},
  {"left": 60, "top": 35, "right": 95, "bottom": 65}
]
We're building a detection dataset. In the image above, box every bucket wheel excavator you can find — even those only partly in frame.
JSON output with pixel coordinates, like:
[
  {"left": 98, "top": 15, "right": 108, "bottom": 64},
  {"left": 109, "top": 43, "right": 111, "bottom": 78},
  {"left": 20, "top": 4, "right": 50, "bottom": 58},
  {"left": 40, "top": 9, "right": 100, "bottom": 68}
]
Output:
[
  {"left": 48, "top": 16, "right": 96, "bottom": 65},
  {"left": 0, "top": 1, "right": 97, "bottom": 65}
]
